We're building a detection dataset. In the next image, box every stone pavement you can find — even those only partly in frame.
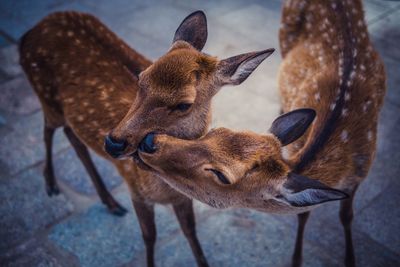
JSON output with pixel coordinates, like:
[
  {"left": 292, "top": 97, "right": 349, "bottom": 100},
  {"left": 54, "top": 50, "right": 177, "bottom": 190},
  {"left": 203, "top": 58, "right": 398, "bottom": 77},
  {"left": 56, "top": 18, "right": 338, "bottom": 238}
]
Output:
[{"left": 0, "top": 0, "right": 399, "bottom": 266}]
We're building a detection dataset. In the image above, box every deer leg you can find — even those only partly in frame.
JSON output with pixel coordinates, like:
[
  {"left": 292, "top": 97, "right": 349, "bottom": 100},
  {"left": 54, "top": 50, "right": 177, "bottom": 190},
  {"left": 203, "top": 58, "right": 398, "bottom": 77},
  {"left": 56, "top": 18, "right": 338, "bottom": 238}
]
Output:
[
  {"left": 63, "top": 126, "right": 127, "bottom": 216},
  {"left": 43, "top": 123, "right": 60, "bottom": 196},
  {"left": 132, "top": 200, "right": 156, "bottom": 267},
  {"left": 173, "top": 199, "right": 209, "bottom": 267},
  {"left": 340, "top": 188, "right": 357, "bottom": 267},
  {"left": 292, "top": 211, "right": 310, "bottom": 267}
]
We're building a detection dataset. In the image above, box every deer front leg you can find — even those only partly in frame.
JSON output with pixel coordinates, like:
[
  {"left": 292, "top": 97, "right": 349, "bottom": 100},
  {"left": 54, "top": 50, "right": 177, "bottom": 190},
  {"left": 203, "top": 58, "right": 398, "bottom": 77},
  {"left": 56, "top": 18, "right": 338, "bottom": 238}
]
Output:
[
  {"left": 173, "top": 199, "right": 209, "bottom": 267},
  {"left": 292, "top": 211, "right": 310, "bottom": 267},
  {"left": 43, "top": 123, "right": 60, "bottom": 196},
  {"left": 339, "top": 188, "right": 357, "bottom": 267},
  {"left": 63, "top": 126, "right": 127, "bottom": 216},
  {"left": 132, "top": 200, "right": 156, "bottom": 267}
]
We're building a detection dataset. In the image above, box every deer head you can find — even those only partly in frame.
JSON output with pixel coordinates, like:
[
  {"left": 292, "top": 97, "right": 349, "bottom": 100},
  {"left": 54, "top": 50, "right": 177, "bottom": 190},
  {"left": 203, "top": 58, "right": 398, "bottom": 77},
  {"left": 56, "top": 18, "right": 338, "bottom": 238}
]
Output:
[
  {"left": 137, "top": 109, "right": 348, "bottom": 213},
  {"left": 104, "top": 11, "right": 274, "bottom": 159}
]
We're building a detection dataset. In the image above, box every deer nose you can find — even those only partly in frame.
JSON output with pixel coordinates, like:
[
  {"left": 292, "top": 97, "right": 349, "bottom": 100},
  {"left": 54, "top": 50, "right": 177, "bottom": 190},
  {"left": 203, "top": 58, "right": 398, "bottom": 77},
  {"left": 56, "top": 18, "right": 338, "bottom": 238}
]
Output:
[
  {"left": 138, "top": 133, "right": 156, "bottom": 154},
  {"left": 104, "top": 135, "right": 127, "bottom": 158}
]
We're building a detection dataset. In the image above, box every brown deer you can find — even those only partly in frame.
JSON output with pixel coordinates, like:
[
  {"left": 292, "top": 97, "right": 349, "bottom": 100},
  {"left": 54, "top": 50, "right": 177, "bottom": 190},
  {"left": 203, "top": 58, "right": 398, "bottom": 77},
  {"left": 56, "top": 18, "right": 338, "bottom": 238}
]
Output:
[
  {"left": 19, "top": 10, "right": 274, "bottom": 267},
  {"left": 134, "top": 1, "right": 386, "bottom": 266}
]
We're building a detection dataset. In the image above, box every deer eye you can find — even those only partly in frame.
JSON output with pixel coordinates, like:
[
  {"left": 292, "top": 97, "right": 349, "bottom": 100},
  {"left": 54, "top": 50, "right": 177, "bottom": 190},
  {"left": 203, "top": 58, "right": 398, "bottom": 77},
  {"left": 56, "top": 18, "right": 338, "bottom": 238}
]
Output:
[
  {"left": 173, "top": 103, "right": 192, "bottom": 112},
  {"left": 251, "top": 163, "right": 260, "bottom": 171},
  {"left": 206, "top": 169, "right": 231, "bottom": 185}
]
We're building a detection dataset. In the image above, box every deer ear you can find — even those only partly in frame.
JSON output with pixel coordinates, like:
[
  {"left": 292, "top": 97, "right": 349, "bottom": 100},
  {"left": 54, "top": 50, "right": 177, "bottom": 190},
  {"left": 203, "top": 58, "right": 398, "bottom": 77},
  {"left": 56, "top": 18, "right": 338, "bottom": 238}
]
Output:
[
  {"left": 173, "top": 10, "right": 207, "bottom": 51},
  {"left": 216, "top": 49, "right": 275, "bottom": 85},
  {"left": 275, "top": 173, "right": 348, "bottom": 207},
  {"left": 269, "top": 108, "right": 316, "bottom": 146}
]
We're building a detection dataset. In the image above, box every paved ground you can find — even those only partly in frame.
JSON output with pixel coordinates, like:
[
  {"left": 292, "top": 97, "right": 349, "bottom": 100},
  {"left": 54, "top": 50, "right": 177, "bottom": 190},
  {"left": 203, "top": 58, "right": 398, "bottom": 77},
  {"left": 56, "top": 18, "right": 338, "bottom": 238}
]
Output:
[{"left": 0, "top": 0, "right": 399, "bottom": 266}]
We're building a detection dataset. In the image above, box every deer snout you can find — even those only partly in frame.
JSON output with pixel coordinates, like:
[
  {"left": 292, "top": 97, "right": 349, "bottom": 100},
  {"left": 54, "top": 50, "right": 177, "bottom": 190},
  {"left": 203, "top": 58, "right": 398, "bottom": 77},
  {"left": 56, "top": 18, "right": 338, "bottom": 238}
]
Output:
[
  {"left": 104, "top": 134, "right": 128, "bottom": 158},
  {"left": 138, "top": 133, "right": 157, "bottom": 154}
]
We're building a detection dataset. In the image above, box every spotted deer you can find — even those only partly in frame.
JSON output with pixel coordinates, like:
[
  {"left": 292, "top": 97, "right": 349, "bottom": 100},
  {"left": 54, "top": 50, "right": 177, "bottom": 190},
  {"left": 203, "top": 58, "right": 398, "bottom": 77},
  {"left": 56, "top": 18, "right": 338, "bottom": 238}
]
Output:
[
  {"left": 19, "top": 10, "right": 274, "bottom": 267},
  {"left": 134, "top": 1, "right": 386, "bottom": 266}
]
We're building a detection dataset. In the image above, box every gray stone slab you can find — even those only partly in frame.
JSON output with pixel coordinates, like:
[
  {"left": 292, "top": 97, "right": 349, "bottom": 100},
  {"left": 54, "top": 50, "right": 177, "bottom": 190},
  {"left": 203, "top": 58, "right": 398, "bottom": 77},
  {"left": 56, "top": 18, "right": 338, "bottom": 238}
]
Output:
[
  {"left": 290, "top": 211, "right": 400, "bottom": 267},
  {"left": 0, "top": 166, "right": 73, "bottom": 253},
  {"left": 122, "top": 3, "right": 192, "bottom": 49},
  {"left": 118, "top": 28, "right": 168, "bottom": 61},
  {"left": 369, "top": 10, "right": 400, "bottom": 106},
  {"left": 48, "top": 191, "right": 184, "bottom": 267},
  {"left": 0, "top": 1, "right": 98, "bottom": 41},
  {"left": 80, "top": 0, "right": 177, "bottom": 25},
  {"left": 152, "top": 208, "right": 338, "bottom": 267},
  {"left": 356, "top": 184, "right": 400, "bottom": 255},
  {"left": 0, "top": 111, "right": 70, "bottom": 175},
  {"left": 364, "top": 0, "right": 400, "bottom": 24},
  {"left": 53, "top": 147, "right": 123, "bottom": 195},
  {"left": 0, "top": 13, "right": 28, "bottom": 42},
  {"left": 0, "top": 237, "right": 80, "bottom": 267},
  {"left": 0, "top": 34, "right": 11, "bottom": 48},
  {"left": 0, "top": 45, "right": 22, "bottom": 79},
  {"left": 369, "top": 9, "right": 400, "bottom": 60},
  {"left": 211, "top": 81, "right": 281, "bottom": 134},
  {"left": 172, "top": 0, "right": 252, "bottom": 18},
  {"left": 215, "top": 2, "right": 281, "bottom": 49},
  {"left": 0, "top": 76, "right": 41, "bottom": 117}
]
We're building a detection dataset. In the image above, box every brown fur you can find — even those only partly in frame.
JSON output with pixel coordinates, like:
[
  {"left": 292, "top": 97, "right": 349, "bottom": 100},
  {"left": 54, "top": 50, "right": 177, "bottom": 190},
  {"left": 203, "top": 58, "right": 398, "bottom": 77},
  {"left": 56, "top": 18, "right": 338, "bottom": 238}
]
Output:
[
  {"left": 138, "top": 0, "right": 386, "bottom": 213},
  {"left": 20, "top": 11, "right": 273, "bottom": 266},
  {"left": 137, "top": 1, "right": 386, "bottom": 265}
]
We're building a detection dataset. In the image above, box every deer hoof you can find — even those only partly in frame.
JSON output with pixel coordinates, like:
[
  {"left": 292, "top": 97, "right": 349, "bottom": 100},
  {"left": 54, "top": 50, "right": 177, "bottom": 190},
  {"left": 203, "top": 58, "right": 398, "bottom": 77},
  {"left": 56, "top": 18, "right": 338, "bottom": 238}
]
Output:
[
  {"left": 46, "top": 184, "right": 60, "bottom": 196},
  {"left": 107, "top": 202, "right": 128, "bottom": 216}
]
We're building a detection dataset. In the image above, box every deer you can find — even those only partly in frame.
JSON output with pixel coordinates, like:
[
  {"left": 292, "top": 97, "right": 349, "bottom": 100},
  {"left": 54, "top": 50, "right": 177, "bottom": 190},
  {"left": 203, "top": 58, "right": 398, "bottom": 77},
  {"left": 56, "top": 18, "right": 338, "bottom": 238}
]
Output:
[
  {"left": 134, "top": 1, "right": 386, "bottom": 266},
  {"left": 19, "top": 10, "right": 275, "bottom": 267}
]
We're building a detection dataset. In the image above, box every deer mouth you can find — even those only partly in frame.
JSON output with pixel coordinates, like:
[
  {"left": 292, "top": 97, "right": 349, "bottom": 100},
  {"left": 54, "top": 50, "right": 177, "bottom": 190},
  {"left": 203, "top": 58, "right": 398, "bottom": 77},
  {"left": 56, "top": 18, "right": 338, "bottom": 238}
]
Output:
[{"left": 131, "top": 150, "right": 153, "bottom": 171}]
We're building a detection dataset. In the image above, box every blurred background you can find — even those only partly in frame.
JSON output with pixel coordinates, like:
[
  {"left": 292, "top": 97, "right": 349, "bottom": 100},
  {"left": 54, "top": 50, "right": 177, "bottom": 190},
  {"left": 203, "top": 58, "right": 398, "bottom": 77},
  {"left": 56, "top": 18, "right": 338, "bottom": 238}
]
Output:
[{"left": 0, "top": 0, "right": 399, "bottom": 266}]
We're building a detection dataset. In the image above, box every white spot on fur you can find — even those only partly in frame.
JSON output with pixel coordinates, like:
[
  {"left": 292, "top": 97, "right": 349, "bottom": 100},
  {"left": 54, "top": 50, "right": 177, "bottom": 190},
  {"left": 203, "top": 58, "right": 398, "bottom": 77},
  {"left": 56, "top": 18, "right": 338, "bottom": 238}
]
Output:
[
  {"left": 77, "top": 115, "right": 84, "bottom": 122},
  {"left": 330, "top": 103, "right": 336, "bottom": 111},
  {"left": 367, "top": 131, "right": 373, "bottom": 141},
  {"left": 345, "top": 92, "right": 351, "bottom": 101},
  {"left": 342, "top": 108, "right": 348, "bottom": 117},
  {"left": 363, "top": 100, "right": 373, "bottom": 112},
  {"left": 314, "top": 92, "right": 320, "bottom": 101},
  {"left": 341, "top": 130, "right": 349, "bottom": 143},
  {"left": 124, "top": 163, "right": 133, "bottom": 172},
  {"left": 353, "top": 49, "right": 358, "bottom": 58},
  {"left": 67, "top": 31, "right": 74, "bottom": 37},
  {"left": 350, "top": 70, "right": 356, "bottom": 80}
]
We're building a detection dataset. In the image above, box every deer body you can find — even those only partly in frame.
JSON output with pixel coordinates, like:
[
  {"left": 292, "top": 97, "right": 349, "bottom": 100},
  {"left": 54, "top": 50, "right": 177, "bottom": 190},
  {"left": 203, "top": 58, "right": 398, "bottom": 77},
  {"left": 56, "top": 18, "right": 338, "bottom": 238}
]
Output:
[
  {"left": 279, "top": 0, "right": 385, "bottom": 192},
  {"left": 19, "top": 12, "right": 183, "bottom": 205},
  {"left": 20, "top": 11, "right": 273, "bottom": 267},
  {"left": 135, "top": 1, "right": 386, "bottom": 266}
]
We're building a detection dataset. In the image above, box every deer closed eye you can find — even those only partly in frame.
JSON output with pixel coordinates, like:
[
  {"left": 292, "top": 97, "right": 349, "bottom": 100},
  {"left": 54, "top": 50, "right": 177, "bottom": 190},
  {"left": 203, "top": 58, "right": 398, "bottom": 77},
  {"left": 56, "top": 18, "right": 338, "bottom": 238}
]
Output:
[
  {"left": 206, "top": 168, "right": 231, "bottom": 185},
  {"left": 172, "top": 103, "right": 192, "bottom": 112}
]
